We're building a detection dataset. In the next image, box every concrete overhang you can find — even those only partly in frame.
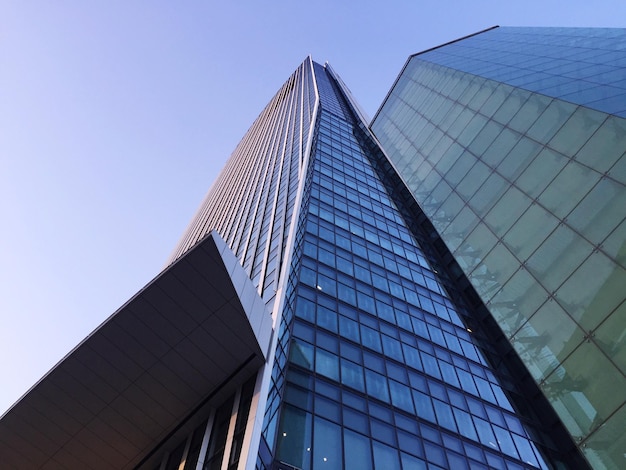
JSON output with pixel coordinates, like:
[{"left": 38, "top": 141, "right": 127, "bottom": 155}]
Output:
[{"left": 0, "top": 231, "right": 273, "bottom": 469}]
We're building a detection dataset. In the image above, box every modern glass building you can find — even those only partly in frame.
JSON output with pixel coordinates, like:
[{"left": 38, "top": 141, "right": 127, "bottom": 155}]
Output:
[
  {"left": 1, "top": 27, "right": 623, "bottom": 470},
  {"left": 255, "top": 61, "right": 575, "bottom": 470},
  {"left": 371, "top": 26, "right": 626, "bottom": 470}
]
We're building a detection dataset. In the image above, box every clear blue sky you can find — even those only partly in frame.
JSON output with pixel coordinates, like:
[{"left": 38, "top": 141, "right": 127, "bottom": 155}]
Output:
[{"left": 1, "top": 1, "right": 624, "bottom": 415}]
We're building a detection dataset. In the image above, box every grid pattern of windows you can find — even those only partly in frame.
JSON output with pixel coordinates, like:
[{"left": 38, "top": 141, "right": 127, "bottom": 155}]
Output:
[
  {"left": 372, "top": 32, "right": 626, "bottom": 470},
  {"left": 261, "top": 65, "right": 553, "bottom": 470},
  {"left": 169, "top": 57, "right": 317, "bottom": 306},
  {"left": 417, "top": 27, "right": 626, "bottom": 117}
]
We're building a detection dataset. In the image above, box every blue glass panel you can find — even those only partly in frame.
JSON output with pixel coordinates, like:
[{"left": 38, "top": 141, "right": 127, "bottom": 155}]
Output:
[
  {"left": 343, "top": 429, "right": 373, "bottom": 469},
  {"left": 313, "top": 417, "right": 342, "bottom": 470},
  {"left": 433, "top": 399, "right": 458, "bottom": 432},
  {"left": 372, "top": 440, "right": 401, "bottom": 469},
  {"left": 389, "top": 380, "right": 415, "bottom": 414},
  {"left": 413, "top": 390, "right": 436, "bottom": 422},
  {"left": 315, "top": 348, "right": 339, "bottom": 381},
  {"left": 401, "top": 452, "right": 428, "bottom": 469},
  {"left": 340, "top": 358, "right": 364, "bottom": 392},
  {"left": 365, "top": 369, "right": 390, "bottom": 402}
]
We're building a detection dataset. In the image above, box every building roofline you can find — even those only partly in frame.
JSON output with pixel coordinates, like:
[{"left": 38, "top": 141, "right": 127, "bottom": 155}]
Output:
[
  {"left": 370, "top": 25, "right": 499, "bottom": 124},
  {"left": 408, "top": 25, "right": 500, "bottom": 59}
]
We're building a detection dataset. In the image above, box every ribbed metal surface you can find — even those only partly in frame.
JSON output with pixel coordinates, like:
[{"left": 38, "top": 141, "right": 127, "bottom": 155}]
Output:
[{"left": 169, "top": 58, "right": 318, "bottom": 306}]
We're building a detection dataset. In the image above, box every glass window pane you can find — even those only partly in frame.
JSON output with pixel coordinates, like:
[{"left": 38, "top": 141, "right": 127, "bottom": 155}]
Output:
[
  {"left": 315, "top": 348, "right": 339, "bottom": 381},
  {"left": 594, "top": 300, "right": 626, "bottom": 374},
  {"left": 512, "top": 299, "right": 585, "bottom": 380},
  {"left": 602, "top": 217, "right": 626, "bottom": 269},
  {"left": 317, "top": 305, "right": 338, "bottom": 333},
  {"left": 484, "top": 186, "right": 531, "bottom": 236},
  {"left": 575, "top": 115, "right": 626, "bottom": 172},
  {"left": 543, "top": 341, "right": 626, "bottom": 438},
  {"left": 508, "top": 93, "right": 551, "bottom": 133},
  {"left": 493, "top": 88, "right": 528, "bottom": 125},
  {"left": 497, "top": 136, "right": 541, "bottom": 180},
  {"left": 568, "top": 177, "right": 626, "bottom": 246},
  {"left": 343, "top": 429, "right": 372, "bottom": 470},
  {"left": 468, "top": 120, "right": 503, "bottom": 156},
  {"left": 456, "top": 161, "right": 492, "bottom": 201},
  {"left": 526, "top": 224, "right": 593, "bottom": 293},
  {"left": 504, "top": 203, "right": 559, "bottom": 261},
  {"left": 389, "top": 380, "right": 415, "bottom": 414},
  {"left": 290, "top": 340, "right": 314, "bottom": 370},
  {"left": 457, "top": 114, "right": 488, "bottom": 147},
  {"left": 526, "top": 99, "right": 577, "bottom": 143},
  {"left": 372, "top": 440, "right": 401, "bottom": 469},
  {"left": 365, "top": 369, "right": 390, "bottom": 403},
  {"left": 433, "top": 399, "right": 458, "bottom": 432},
  {"left": 470, "top": 243, "right": 516, "bottom": 300},
  {"left": 313, "top": 417, "right": 342, "bottom": 470},
  {"left": 582, "top": 403, "right": 626, "bottom": 470},
  {"left": 469, "top": 172, "right": 508, "bottom": 217},
  {"left": 453, "top": 408, "right": 478, "bottom": 441},
  {"left": 424, "top": 440, "right": 448, "bottom": 468},
  {"left": 458, "top": 224, "right": 498, "bottom": 275},
  {"left": 537, "top": 160, "right": 599, "bottom": 219},
  {"left": 488, "top": 269, "right": 549, "bottom": 335},
  {"left": 340, "top": 358, "right": 365, "bottom": 392},
  {"left": 548, "top": 106, "right": 605, "bottom": 156},
  {"left": 480, "top": 83, "right": 510, "bottom": 117},
  {"left": 556, "top": 251, "right": 626, "bottom": 330},
  {"left": 516, "top": 148, "right": 568, "bottom": 199},
  {"left": 444, "top": 206, "right": 480, "bottom": 252},
  {"left": 474, "top": 417, "right": 499, "bottom": 451},
  {"left": 446, "top": 152, "right": 477, "bottom": 187},
  {"left": 512, "top": 433, "right": 540, "bottom": 468},
  {"left": 276, "top": 405, "right": 312, "bottom": 469},
  {"left": 480, "top": 127, "right": 520, "bottom": 168},
  {"left": 413, "top": 390, "right": 436, "bottom": 423},
  {"left": 435, "top": 142, "right": 464, "bottom": 176}
]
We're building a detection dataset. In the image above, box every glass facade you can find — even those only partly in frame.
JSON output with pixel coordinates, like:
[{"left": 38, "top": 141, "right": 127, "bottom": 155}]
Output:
[
  {"left": 169, "top": 58, "right": 317, "bottom": 308},
  {"left": 372, "top": 26, "right": 626, "bottom": 470},
  {"left": 417, "top": 27, "right": 626, "bottom": 117},
  {"left": 259, "top": 62, "right": 578, "bottom": 470}
]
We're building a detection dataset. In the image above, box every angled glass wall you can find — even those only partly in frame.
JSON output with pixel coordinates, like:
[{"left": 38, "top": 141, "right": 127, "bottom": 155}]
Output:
[{"left": 372, "top": 26, "right": 626, "bottom": 470}]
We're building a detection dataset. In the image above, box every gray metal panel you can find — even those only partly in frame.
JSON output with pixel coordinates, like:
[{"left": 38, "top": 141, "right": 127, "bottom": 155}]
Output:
[{"left": 0, "top": 231, "right": 272, "bottom": 469}]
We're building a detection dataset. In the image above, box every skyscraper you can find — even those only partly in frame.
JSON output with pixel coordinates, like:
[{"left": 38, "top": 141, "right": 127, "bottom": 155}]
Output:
[
  {"left": 371, "top": 26, "right": 626, "bottom": 470},
  {"left": 1, "top": 27, "right": 622, "bottom": 470}
]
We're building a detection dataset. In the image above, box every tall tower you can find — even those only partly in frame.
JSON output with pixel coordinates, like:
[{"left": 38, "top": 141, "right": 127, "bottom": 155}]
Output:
[
  {"left": 255, "top": 60, "right": 575, "bottom": 469},
  {"left": 371, "top": 26, "right": 626, "bottom": 470}
]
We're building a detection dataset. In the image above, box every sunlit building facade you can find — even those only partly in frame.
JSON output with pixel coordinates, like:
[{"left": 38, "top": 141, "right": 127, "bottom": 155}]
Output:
[
  {"left": 2, "top": 26, "right": 624, "bottom": 470},
  {"left": 371, "top": 26, "right": 626, "bottom": 470}
]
